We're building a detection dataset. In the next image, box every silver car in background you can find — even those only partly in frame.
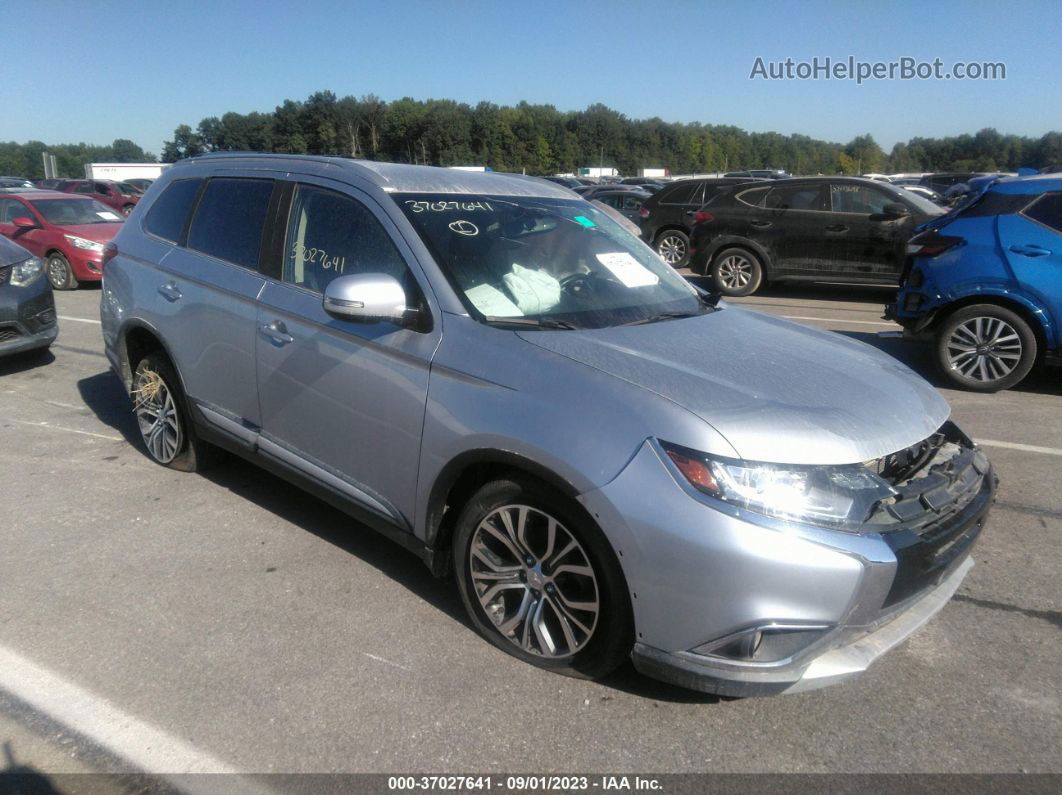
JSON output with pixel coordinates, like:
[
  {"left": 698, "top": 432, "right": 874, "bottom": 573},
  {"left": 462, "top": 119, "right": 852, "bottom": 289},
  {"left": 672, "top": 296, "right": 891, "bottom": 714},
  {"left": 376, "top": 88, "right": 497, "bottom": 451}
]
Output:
[{"left": 100, "top": 155, "right": 995, "bottom": 696}]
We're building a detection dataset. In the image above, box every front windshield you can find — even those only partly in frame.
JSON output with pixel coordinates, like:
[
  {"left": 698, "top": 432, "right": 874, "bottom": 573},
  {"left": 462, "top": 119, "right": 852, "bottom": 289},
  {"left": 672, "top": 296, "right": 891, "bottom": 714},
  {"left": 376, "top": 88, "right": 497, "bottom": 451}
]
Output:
[
  {"left": 395, "top": 193, "right": 705, "bottom": 329},
  {"left": 30, "top": 198, "right": 123, "bottom": 225}
]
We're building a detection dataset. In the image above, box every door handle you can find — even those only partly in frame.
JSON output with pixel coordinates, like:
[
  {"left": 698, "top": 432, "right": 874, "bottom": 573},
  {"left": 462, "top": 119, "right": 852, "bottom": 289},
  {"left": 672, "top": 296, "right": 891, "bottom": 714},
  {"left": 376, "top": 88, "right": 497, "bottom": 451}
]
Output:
[
  {"left": 259, "top": 320, "right": 294, "bottom": 346},
  {"left": 825, "top": 224, "right": 849, "bottom": 233},
  {"left": 749, "top": 220, "right": 772, "bottom": 228},
  {"left": 1009, "top": 244, "right": 1051, "bottom": 257},
  {"left": 157, "top": 281, "right": 182, "bottom": 302}
]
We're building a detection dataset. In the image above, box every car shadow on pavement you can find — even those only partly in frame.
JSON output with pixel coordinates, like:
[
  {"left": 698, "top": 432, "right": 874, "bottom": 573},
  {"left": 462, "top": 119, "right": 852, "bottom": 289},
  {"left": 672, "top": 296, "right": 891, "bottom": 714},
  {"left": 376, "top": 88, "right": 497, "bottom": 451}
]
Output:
[
  {"left": 76, "top": 370, "right": 141, "bottom": 446},
  {"left": 0, "top": 742, "right": 62, "bottom": 795},
  {"left": 73, "top": 368, "right": 732, "bottom": 703},
  {"left": 0, "top": 348, "right": 55, "bottom": 376}
]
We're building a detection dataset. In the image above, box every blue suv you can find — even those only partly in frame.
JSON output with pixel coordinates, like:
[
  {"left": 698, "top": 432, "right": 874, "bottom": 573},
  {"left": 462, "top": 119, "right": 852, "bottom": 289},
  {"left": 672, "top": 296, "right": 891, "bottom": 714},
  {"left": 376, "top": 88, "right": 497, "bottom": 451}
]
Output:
[{"left": 889, "top": 175, "right": 1062, "bottom": 392}]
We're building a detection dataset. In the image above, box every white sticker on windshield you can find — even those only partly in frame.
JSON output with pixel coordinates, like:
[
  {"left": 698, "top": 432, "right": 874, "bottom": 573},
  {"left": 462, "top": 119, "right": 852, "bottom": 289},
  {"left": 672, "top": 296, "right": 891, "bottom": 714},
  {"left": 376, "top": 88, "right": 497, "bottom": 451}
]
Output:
[
  {"left": 97, "top": 211, "right": 120, "bottom": 220},
  {"left": 595, "top": 252, "right": 659, "bottom": 288}
]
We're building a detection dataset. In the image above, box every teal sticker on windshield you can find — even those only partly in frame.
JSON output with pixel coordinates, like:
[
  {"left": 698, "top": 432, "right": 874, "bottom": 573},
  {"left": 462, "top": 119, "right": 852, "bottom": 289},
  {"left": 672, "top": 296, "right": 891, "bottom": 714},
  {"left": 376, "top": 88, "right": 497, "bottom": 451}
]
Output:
[{"left": 573, "top": 215, "right": 596, "bottom": 228}]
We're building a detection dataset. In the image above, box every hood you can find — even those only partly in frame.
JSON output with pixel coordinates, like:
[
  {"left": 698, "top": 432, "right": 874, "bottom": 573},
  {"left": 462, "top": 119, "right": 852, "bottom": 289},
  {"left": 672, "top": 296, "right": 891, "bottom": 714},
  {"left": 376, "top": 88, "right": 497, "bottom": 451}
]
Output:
[
  {"left": 0, "top": 234, "right": 33, "bottom": 267},
  {"left": 54, "top": 222, "right": 122, "bottom": 241},
  {"left": 518, "top": 308, "right": 949, "bottom": 465}
]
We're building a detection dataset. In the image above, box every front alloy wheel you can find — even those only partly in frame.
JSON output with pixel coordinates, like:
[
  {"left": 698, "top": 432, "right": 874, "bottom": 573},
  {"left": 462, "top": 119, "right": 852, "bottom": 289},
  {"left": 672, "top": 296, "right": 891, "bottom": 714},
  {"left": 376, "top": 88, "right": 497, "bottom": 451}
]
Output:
[
  {"left": 469, "top": 504, "right": 599, "bottom": 658},
  {"left": 453, "top": 478, "right": 632, "bottom": 680}
]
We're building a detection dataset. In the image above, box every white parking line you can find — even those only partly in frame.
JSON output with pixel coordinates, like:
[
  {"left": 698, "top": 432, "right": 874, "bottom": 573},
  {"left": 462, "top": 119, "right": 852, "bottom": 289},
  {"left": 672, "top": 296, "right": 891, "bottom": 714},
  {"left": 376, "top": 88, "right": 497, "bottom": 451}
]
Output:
[
  {"left": 977, "top": 439, "right": 1062, "bottom": 457},
  {"left": 781, "top": 314, "right": 897, "bottom": 327},
  {"left": 0, "top": 644, "right": 248, "bottom": 779},
  {"left": 6, "top": 419, "right": 121, "bottom": 442},
  {"left": 58, "top": 315, "right": 102, "bottom": 325}
]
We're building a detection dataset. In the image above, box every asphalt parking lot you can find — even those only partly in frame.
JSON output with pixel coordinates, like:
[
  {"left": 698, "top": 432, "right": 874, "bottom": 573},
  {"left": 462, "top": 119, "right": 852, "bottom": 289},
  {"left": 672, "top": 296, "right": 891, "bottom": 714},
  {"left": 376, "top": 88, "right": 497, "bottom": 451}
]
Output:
[{"left": 1, "top": 283, "right": 1059, "bottom": 778}]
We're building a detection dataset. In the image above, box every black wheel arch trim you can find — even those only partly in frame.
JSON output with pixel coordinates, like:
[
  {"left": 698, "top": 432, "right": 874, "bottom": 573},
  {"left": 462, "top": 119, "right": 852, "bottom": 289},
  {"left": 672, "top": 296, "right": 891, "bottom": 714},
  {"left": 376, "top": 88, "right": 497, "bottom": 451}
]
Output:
[{"left": 424, "top": 448, "right": 583, "bottom": 557}]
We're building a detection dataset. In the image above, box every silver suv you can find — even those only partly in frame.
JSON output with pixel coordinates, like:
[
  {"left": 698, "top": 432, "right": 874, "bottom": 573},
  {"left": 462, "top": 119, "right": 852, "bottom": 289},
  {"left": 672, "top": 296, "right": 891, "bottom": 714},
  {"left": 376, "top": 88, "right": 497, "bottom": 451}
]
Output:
[{"left": 101, "top": 155, "right": 995, "bottom": 696}]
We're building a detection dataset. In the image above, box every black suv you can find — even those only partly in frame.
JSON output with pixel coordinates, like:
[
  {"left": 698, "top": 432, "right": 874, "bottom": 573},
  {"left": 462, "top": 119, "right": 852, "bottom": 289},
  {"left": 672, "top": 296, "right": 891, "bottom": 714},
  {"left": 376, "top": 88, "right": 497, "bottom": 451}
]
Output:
[
  {"left": 638, "top": 177, "right": 761, "bottom": 267},
  {"left": 688, "top": 177, "right": 943, "bottom": 296}
]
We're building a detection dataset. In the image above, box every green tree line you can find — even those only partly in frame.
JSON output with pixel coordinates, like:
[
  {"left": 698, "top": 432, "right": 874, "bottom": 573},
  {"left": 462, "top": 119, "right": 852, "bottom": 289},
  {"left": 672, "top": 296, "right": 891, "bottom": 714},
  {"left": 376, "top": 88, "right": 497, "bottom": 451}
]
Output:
[
  {"left": 4, "top": 91, "right": 1059, "bottom": 178},
  {"left": 0, "top": 139, "right": 155, "bottom": 180}
]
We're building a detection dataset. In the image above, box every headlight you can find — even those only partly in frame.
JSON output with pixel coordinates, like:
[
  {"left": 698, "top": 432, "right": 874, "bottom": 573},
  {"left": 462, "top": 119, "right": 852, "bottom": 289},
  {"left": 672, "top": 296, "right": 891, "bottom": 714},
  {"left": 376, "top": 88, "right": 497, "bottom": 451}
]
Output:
[
  {"left": 9, "top": 256, "right": 43, "bottom": 287},
  {"left": 660, "top": 441, "right": 896, "bottom": 531},
  {"left": 64, "top": 234, "right": 106, "bottom": 254}
]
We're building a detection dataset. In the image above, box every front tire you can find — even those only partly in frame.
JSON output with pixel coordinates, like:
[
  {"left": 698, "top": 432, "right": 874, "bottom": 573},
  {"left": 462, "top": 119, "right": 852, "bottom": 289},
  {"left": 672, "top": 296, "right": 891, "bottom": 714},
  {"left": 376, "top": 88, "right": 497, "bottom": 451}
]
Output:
[
  {"left": 935, "top": 304, "right": 1037, "bottom": 392},
  {"left": 453, "top": 477, "right": 633, "bottom": 680},
  {"left": 46, "top": 252, "right": 78, "bottom": 290},
  {"left": 132, "top": 353, "right": 212, "bottom": 471},
  {"left": 710, "top": 247, "right": 763, "bottom": 296},
  {"left": 654, "top": 229, "right": 690, "bottom": 268}
]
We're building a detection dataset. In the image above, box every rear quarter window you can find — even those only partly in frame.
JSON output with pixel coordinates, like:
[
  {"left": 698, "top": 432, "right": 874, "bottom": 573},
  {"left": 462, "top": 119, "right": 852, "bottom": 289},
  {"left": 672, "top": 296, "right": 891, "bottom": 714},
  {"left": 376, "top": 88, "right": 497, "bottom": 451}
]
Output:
[
  {"left": 187, "top": 178, "right": 274, "bottom": 268},
  {"left": 144, "top": 179, "right": 203, "bottom": 243},
  {"left": 736, "top": 186, "right": 770, "bottom": 207},
  {"left": 658, "top": 183, "right": 699, "bottom": 205},
  {"left": 1021, "top": 192, "right": 1062, "bottom": 233}
]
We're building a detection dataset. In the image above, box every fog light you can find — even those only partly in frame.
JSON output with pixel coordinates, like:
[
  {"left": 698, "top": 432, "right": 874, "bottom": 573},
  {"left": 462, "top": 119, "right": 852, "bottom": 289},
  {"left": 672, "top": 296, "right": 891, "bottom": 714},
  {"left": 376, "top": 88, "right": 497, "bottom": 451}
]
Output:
[
  {"left": 904, "top": 293, "right": 923, "bottom": 312},
  {"left": 692, "top": 624, "right": 831, "bottom": 663}
]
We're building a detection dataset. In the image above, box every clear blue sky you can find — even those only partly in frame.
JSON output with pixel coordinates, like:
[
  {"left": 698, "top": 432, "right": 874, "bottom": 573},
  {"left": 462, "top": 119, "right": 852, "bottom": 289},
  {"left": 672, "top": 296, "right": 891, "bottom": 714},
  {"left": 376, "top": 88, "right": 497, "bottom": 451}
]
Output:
[{"left": 6, "top": 0, "right": 1060, "bottom": 156}]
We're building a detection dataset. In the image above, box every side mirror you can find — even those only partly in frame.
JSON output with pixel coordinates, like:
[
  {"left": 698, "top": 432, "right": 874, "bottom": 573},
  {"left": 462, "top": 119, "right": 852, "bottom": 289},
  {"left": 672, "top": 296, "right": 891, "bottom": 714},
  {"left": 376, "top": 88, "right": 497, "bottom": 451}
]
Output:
[
  {"left": 12, "top": 216, "right": 38, "bottom": 229},
  {"left": 323, "top": 273, "right": 410, "bottom": 325},
  {"left": 881, "top": 202, "right": 910, "bottom": 218}
]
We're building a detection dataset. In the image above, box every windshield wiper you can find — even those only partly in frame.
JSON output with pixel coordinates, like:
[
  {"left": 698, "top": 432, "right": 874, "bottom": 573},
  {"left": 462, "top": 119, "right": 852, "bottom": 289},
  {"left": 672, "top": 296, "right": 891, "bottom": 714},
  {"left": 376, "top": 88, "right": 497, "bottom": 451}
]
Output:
[
  {"left": 483, "top": 316, "right": 579, "bottom": 330},
  {"left": 620, "top": 310, "right": 702, "bottom": 327}
]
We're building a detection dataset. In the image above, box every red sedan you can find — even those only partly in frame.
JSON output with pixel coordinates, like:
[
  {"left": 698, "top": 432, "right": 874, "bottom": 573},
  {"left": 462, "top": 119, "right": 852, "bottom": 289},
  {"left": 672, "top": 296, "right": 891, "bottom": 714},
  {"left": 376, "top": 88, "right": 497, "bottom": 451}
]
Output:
[
  {"left": 59, "top": 179, "right": 141, "bottom": 216},
  {"left": 0, "top": 190, "right": 124, "bottom": 289}
]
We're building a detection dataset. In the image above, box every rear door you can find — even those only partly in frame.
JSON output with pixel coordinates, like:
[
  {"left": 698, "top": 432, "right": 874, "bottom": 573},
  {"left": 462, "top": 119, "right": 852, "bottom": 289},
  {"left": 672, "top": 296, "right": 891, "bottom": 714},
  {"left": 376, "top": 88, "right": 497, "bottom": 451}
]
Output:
[
  {"left": 147, "top": 176, "right": 274, "bottom": 439},
  {"left": 755, "top": 182, "right": 828, "bottom": 275},
  {"left": 254, "top": 179, "right": 441, "bottom": 530},
  {"left": 1000, "top": 191, "right": 1062, "bottom": 333}
]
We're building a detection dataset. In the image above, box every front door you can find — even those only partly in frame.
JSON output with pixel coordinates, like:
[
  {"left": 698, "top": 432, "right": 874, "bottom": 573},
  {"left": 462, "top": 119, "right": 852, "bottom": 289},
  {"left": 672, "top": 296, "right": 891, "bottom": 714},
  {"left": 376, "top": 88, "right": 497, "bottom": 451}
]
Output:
[
  {"left": 826, "top": 183, "right": 911, "bottom": 281},
  {"left": 255, "top": 181, "right": 440, "bottom": 530}
]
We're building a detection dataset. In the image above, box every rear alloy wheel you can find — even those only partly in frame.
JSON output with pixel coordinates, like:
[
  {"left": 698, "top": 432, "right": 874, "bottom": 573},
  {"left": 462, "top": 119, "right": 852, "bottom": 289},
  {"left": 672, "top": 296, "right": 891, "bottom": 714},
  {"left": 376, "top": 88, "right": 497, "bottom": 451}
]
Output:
[
  {"left": 132, "top": 353, "right": 213, "bottom": 471},
  {"left": 453, "top": 478, "right": 632, "bottom": 680},
  {"left": 46, "top": 252, "right": 78, "bottom": 290},
  {"left": 935, "top": 304, "right": 1037, "bottom": 392},
  {"left": 655, "top": 230, "right": 690, "bottom": 267},
  {"left": 711, "top": 247, "right": 763, "bottom": 296}
]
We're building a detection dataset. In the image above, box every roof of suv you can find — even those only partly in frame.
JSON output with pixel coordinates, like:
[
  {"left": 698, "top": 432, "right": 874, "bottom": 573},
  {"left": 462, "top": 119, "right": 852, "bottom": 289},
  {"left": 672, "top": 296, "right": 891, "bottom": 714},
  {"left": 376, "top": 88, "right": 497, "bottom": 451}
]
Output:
[{"left": 173, "top": 153, "right": 576, "bottom": 199}]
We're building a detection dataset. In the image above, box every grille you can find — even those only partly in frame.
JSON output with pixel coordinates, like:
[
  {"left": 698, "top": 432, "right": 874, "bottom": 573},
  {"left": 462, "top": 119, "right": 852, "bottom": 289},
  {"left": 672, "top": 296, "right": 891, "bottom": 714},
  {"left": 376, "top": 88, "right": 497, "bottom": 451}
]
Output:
[
  {"left": 0, "top": 325, "right": 21, "bottom": 342},
  {"left": 0, "top": 265, "right": 10, "bottom": 284}
]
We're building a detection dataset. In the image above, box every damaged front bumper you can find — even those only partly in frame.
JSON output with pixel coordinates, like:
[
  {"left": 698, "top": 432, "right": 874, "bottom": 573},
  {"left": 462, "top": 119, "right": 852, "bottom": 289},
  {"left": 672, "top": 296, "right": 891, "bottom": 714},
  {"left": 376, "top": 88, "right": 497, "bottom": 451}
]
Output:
[{"left": 579, "top": 425, "right": 994, "bottom": 697}]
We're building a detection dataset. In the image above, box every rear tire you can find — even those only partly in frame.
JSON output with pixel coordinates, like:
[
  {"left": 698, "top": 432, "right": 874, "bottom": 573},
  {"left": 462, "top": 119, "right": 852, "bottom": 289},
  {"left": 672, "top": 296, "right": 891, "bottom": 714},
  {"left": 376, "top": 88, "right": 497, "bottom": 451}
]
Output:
[
  {"left": 654, "top": 229, "right": 690, "bottom": 268},
  {"left": 934, "top": 304, "right": 1037, "bottom": 392},
  {"left": 710, "top": 247, "right": 763, "bottom": 296},
  {"left": 46, "top": 252, "right": 78, "bottom": 290},
  {"left": 452, "top": 477, "right": 633, "bottom": 681},
  {"left": 132, "top": 352, "right": 214, "bottom": 471}
]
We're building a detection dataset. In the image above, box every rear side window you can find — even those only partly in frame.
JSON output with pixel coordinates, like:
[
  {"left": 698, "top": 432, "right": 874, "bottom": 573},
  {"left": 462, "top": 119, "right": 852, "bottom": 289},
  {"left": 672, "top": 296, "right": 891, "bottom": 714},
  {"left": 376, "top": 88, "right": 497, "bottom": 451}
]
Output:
[
  {"left": 144, "top": 179, "right": 203, "bottom": 243},
  {"left": 736, "top": 186, "right": 770, "bottom": 207},
  {"left": 187, "top": 178, "right": 274, "bottom": 268},
  {"left": 659, "top": 183, "right": 699, "bottom": 205},
  {"left": 1021, "top": 192, "right": 1062, "bottom": 233},
  {"left": 766, "top": 185, "right": 825, "bottom": 211}
]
